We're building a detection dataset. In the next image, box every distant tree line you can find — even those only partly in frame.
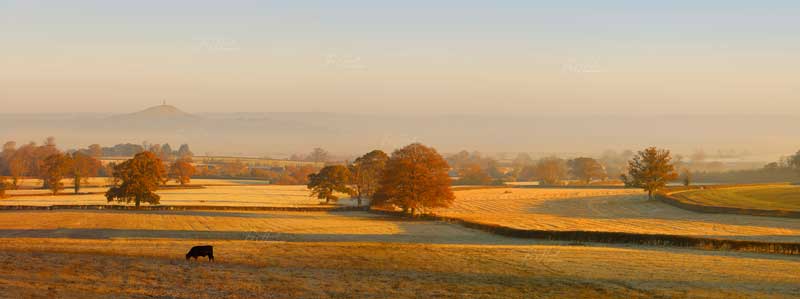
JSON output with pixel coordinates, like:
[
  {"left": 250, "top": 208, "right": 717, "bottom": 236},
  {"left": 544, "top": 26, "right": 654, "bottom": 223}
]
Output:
[
  {"left": 688, "top": 150, "right": 800, "bottom": 184},
  {"left": 445, "top": 150, "right": 609, "bottom": 186},
  {"left": 0, "top": 137, "right": 101, "bottom": 193},
  {"left": 0, "top": 137, "right": 197, "bottom": 195},
  {"left": 72, "top": 142, "right": 193, "bottom": 162}
]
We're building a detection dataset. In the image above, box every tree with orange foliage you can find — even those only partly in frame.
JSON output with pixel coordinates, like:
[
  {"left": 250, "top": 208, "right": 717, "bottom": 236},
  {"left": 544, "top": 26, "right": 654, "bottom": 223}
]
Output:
[
  {"left": 106, "top": 151, "right": 166, "bottom": 207},
  {"left": 67, "top": 152, "right": 101, "bottom": 194},
  {"left": 40, "top": 153, "right": 71, "bottom": 195},
  {"left": 169, "top": 159, "right": 196, "bottom": 186},
  {"left": 307, "top": 165, "right": 354, "bottom": 204},
  {"left": 373, "top": 143, "right": 454, "bottom": 215},
  {"left": 349, "top": 150, "right": 389, "bottom": 206},
  {"left": 621, "top": 147, "right": 679, "bottom": 199},
  {"left": 454, "top": 163, "right": 492, "bottom": 185}
]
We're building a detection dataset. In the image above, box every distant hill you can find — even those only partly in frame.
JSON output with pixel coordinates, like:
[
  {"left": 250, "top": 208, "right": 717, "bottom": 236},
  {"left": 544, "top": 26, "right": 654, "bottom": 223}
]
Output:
[
  {"left": 113, "top": 104, "right": 198, "bottom": 121},
  {"left": 0, "top": 107, "right": 798, "bottom": 160}
]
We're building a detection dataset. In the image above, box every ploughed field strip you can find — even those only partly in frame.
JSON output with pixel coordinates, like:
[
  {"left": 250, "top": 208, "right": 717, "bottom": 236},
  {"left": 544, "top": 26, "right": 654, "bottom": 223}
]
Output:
[
  {"left": 437, "top": 188, "right": 800, "bottom": 243},
  {"left": 0, "top": 239, "right": 798, "bottom": 299}
]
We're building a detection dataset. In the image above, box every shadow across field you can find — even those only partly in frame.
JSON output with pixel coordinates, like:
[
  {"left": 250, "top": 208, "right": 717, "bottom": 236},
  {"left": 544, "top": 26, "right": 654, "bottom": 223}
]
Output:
[
  {"left": 0, "top": 227, "right": 539, "bottom": 246},
  {"left": 0, "top": 209, "right": 322, "bottom": 219}
]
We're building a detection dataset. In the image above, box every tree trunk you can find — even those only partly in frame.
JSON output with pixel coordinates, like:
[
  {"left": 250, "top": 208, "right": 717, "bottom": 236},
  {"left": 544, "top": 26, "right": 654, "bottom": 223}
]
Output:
[
  {"left": 648, "top": 190, "right": 653, "bottom": 200},
  {"left": 357, "top": 195, "right": 362, "bottom": 207},
  {"left": 135, "top": 196, "right": 141, "bottom": 208},
  {"left": 74, "top": 176, "right": 80, "bottom": 194}
]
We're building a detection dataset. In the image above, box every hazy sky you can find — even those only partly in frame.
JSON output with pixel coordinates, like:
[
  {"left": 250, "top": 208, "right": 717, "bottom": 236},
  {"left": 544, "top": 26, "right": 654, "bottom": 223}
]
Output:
[{"left": 2, "top": 1, "right": 799, "bottom": 114}]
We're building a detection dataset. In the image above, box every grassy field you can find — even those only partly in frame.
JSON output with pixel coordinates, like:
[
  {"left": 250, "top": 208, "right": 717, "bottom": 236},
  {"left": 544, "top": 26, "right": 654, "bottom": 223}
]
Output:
[
  {"left": 0, "top": 210, "right": 798, "bottom": 298},
  {"left": 5, "top": 186, "right": 800, "bottom": 243},
  {"left": 436, "top": 188, "right": 800, "bottom": 243},
  {"left": 7, "top": 177, "right": 269, "bottom": 191},
  {"left": 671, "top": 185, "right": 800, "bottom": 211},
  {"left": 1, "top": 185, "right": 357, "bottom": 207}
]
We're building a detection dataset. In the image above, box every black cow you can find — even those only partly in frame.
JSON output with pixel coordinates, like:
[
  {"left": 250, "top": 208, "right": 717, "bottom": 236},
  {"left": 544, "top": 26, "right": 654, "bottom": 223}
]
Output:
[{"left": 186, "top": 245, "right": 214, "bottom": 262}]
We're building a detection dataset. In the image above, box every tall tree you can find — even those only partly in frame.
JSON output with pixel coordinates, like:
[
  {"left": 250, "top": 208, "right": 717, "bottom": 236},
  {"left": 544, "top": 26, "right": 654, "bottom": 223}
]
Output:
[
  {"left": 68, "top": 152, "right": 101, "bottom": 194},
  {"left": 0, "top": 141, "right": 16, "bottom": 176},
  {"left": 621, "top": 147, "right": 679, "bottom": 199},
  {"left": 454, "top": 163, "right": 492, "bottom": 185},
  {"left": 349, "top": 150, "right": 389, "bottom": 207},
  {"left": 169, "top": 159, "right": 196, "bottom": 186},
  {"left": 40, "top": 153, "right": 71, "bottom": 195},
  {"left": 307, "top": 165, "right": 354, "bottom": 204},
  {"left": 373, "top": 143, "right": 455, "bottom": 215},
  {"left": 446, "top": 150, "right": 472, "bottom": 170},
  {"left": 177, "top": 144, "right": 194, "bottom": 160},
  {"left": 681, "top": 169, "right": 692, "bottom": 187},
  {"left": 160, "top": 144, "right": 174, "bottom": 161},
  {"left": 790, "top": 150, "right": 800, "bottom": 171},
  {"left": 567, "top": 157, "right": 607, "bottom": 184},
  {"left": 34, "top": 138, "right": 60, "bottom": 188},
  {"left": 535, "top": 157, "right": 567, "bottom": 186},
  {"left": 307, "top": 147, "right": 330, "bottom": 163},
  {"left": 87, "top": 144, "right": 103, "bottom": 158},
  {"left": 276, "top": 165, "right": 318, "bottom": 185},
  {"left": 105, "top": 151, "right": 167, "bottom": 207},
  {"left": 0, "top": 177, "right": 7, "bottom": 198},
  {"left": 7, "top": 143, "right": 33, "bottom": 188}
]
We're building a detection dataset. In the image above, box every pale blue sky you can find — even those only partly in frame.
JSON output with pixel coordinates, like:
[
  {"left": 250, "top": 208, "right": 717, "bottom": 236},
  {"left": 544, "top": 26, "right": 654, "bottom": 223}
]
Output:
[{"left": 2, "top": 1, "right": 798, "bottom": 114}]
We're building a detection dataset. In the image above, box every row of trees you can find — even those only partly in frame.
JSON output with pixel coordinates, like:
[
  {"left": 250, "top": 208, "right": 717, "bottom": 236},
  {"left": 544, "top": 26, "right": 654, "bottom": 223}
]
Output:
[
  {"left": 449, "top": 151, "right": 608, "bottom": 186},
  {"left": 308, "top": 144, "right": 454, "bottom": 214},
  {"left": 0, "top": 138, "right": 61, "bottom": 188},
  {"left": 306, "top": 145, "right": 683, "bottom": 213},
  {"left": 0, "top": 137, "right": 197, "bottom": 196}
]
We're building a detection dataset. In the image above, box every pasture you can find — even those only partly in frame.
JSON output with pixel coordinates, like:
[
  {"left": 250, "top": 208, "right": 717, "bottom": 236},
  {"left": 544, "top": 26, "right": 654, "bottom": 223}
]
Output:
[
  {"left": 1, "top": 185, "right": 359, "bottom": 207},
  {"left": 671, "top": 184, "right": 800, "bottom": 211},
  {"left": 0, "top": 210, "right": 798, "bottom": 298},
  {"left": 1, "top": 185, "right": 799, "bottom": 298}
]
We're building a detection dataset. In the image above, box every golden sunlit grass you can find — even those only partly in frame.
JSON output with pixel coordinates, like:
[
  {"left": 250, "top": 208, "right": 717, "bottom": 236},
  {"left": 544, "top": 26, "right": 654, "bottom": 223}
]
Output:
[
  {"left": 0, "top": 210, "right": 515, "bottom": 244},
  {"left": 672, "top": 185, "right": 800, "bottom": 211},
  {"left": 0, "top": 238, "right": 797, "bottom": 299},
  {"left": 438, "top": 188, "right": 800, "bottom": 243},
  {"left": 1, "top": 185, "right": 355, "bottom": 207}
]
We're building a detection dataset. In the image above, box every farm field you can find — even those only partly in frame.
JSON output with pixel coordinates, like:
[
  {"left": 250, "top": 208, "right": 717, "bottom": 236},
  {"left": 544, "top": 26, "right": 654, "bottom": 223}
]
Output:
[
  {"left": 6, "top": 186, "right": 800, "bottom": 243},
  {"left": 0, "top": 210, "right": 798, "bottom": 298},
  {"left": 671, "top": 185, "right": 800, "bottom": 211},
  {"left": 0, "top": 185, "right": 357, "bottom": 207},
  {"left": 0, "top": 210, "right": 518, "bottom": 244},
  {"left": 437, "top": 188, "right": 800, "bottom": 243}
]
